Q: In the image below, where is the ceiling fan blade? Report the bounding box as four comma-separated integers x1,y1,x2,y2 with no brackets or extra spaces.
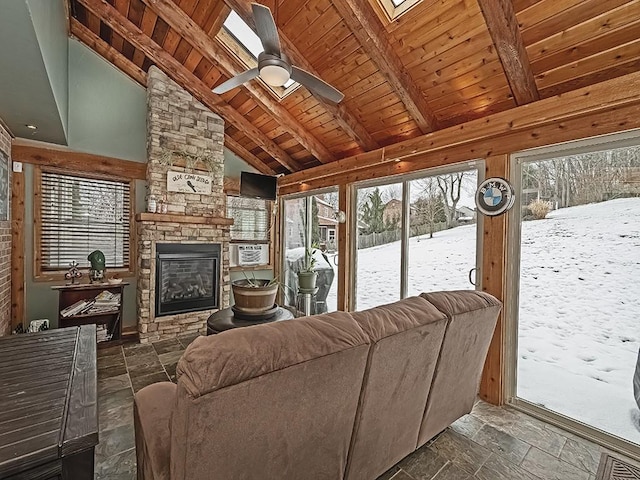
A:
212,68,260,94
252,3,281,56
291,66,344,103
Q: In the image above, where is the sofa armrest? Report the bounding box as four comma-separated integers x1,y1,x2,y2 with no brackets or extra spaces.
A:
134,382,177,480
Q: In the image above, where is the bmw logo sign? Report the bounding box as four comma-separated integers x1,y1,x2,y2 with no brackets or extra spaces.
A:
475,177,515,216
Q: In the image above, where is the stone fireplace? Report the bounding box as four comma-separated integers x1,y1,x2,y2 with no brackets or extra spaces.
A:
136,67,231,343
155,243,220,317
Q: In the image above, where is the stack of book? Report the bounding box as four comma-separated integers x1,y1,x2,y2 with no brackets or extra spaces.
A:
96,324,111,343
60,291,121,318
60,299,95,317
87,291,121,314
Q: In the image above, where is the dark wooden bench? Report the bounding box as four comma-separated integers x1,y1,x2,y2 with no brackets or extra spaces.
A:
0,325,98,480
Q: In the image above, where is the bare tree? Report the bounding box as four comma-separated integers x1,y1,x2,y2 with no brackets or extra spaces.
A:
413,178,444,238
436,173,465,228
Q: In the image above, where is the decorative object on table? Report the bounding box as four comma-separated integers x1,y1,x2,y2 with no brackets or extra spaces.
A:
231,275,279,317
297,248,318,290
64,260,82,284
167,170,212,195
475,177,515,216
87,250,106,283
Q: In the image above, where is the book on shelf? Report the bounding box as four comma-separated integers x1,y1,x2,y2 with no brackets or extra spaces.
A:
61,290,121,317
61,300,91,317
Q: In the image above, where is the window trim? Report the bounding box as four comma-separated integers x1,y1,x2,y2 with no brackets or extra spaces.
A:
33,166,136,282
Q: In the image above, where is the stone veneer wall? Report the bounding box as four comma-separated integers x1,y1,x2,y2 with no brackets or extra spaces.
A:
137,67,230,343
0,124,10,336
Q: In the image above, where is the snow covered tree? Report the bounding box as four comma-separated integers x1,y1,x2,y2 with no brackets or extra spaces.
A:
361,188,386,234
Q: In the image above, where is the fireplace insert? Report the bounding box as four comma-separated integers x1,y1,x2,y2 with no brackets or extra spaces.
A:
155,243,220,317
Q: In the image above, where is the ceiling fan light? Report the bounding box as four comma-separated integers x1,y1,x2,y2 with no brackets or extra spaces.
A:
260,65,290,87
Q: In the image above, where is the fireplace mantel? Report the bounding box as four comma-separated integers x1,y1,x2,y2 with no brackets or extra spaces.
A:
136,213,234,226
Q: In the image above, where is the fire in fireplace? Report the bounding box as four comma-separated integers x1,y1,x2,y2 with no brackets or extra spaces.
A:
155,243,220,317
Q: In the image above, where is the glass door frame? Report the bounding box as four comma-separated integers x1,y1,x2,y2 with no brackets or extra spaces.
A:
505,128,640,459
278,186,339,308
350,160,485,311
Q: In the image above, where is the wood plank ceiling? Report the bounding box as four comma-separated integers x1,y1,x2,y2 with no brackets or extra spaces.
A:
69,0,640,175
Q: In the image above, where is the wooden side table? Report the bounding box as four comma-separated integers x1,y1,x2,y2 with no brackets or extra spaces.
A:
52,283,128,344
207,306,295,335
0,325,98,479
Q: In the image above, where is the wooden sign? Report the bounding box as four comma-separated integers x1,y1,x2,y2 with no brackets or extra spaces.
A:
167,171,212,194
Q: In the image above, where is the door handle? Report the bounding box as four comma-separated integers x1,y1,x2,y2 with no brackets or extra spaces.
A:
468,268,477,286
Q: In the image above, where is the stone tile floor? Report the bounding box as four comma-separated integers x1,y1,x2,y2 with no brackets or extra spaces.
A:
95,335,640,480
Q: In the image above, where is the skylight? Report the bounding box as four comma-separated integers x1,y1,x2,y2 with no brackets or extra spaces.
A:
222,11,295,89
379,0,422,20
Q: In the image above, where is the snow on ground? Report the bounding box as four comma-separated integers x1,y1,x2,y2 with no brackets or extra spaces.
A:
345,197,640,444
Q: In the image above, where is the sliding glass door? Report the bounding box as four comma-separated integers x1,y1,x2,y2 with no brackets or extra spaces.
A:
512,133,640,447
354,164,481,311
281,190,339,314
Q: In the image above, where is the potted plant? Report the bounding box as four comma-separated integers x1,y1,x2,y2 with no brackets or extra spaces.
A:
297,248,318,290
231,273,279,314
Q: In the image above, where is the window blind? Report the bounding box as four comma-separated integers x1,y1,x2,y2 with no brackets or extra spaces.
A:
227,196,269,242
40,172,131,270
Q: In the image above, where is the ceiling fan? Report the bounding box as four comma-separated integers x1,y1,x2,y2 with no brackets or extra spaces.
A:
212,3,344,103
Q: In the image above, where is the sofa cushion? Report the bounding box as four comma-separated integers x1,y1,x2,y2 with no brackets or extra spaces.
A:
345,297,448,480
170,312,371,480
417,290,501,445
176,311,368,398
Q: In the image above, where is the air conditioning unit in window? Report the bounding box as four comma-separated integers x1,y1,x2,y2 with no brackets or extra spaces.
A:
233,244,269,266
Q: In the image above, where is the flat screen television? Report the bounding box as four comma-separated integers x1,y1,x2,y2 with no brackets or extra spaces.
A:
240,172,277,200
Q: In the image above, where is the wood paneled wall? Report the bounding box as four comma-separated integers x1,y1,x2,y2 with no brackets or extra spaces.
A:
479,154,510,404
278,71,640,406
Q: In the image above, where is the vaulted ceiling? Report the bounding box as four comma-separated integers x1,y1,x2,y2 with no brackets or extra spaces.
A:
69,0,640,175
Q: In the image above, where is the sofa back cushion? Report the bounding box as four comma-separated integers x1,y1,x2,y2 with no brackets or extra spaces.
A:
417,290,501,445
170,312,370,480
345,297,448,480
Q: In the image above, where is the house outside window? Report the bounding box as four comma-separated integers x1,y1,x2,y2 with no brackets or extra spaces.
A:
35,168,134,279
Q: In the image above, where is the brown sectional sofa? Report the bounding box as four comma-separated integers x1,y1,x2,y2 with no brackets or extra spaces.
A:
134,290,501,480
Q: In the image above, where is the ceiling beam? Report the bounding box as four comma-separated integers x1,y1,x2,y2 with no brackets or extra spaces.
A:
71,18,147,87
477,0,540,105
331,0,440,134
224,134,276,175
140,0,335,164
224,0,380,151
77,0,301,173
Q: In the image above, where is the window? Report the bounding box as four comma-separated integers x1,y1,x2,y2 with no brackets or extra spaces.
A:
35,169,133,276
217,10,299,99
227,196,270,242
227,196,272,268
